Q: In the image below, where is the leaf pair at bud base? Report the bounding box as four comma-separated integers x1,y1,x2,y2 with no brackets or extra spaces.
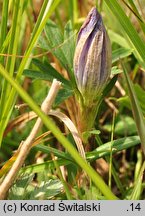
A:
73,7,112,107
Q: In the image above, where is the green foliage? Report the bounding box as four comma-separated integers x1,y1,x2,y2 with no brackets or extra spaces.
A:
103,115,137,136
23,59,74,106
24,59,71,88
134,84,145,114
122,63,145,154
87,136,140,161
19,135,141,173
38,19,76,85
9,174,63,200
104,0,145,66
112,48,133,64
0,0,61,145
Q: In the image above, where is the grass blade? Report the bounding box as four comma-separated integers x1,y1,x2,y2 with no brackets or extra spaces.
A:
122,62,145,155
87,136,140,161
0,0,9,64
129,161,145,200
0,0,61,145
104,0,145,65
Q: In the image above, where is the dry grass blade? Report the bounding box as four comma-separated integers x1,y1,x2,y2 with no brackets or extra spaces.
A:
4,108,85,158
4,111,36,136
49,110,85,159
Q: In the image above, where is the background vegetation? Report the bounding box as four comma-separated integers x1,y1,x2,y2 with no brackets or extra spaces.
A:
0,0,144,200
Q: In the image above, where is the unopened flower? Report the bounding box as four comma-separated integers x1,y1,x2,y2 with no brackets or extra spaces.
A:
73,7,112,106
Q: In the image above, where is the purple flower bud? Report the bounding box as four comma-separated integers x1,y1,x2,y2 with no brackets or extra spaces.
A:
74,7,112,106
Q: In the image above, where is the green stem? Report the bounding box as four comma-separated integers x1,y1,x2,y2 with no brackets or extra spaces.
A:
79,106,98,133
108,112,115,189
0,0,9,64
54,160,73,200
78,94,102,134
0,0,23,122
96,135,125,196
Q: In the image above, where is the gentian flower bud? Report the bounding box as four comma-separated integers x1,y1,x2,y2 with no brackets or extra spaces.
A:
74,7,112,106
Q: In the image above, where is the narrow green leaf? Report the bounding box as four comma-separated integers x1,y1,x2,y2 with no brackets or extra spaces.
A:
108,30,130,49
20,159,71,174
34,144,72,162
134,150,143,181
87,136,140,161
0,0,24,123
6,0,23,75
118,85,145,115
23,69,52,80
0,0,9,64
63,21,76,72
21,136,141,173
127,0,145,34
23,59,71,88
112,48,133,63
134,84,145,115
33,59,71,87
104,0,145,66
39,19,76,84
0,0,61,145
43,20,70,71
122,63,145,155
111,66,122,75
129,161,145,200
35,136,141,163
102,75,118,98
54,89,73,107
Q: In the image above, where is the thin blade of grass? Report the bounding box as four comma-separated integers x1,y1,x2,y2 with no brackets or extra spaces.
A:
122,62,145,155
129,161,145,200
0,0,9,64
0,0,61,146
0,0,24,118
54,159,73,200
87,136,140,161
104,0,145,66
112,48,133,64
20,159,71,174
126,0,145,34
108,112,115,189
134,150,143,181
108,30,130,49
